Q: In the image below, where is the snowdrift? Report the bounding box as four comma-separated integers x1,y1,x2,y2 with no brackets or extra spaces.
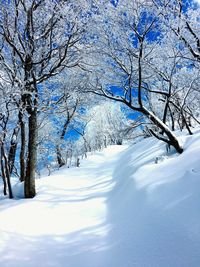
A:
0,129,200,267
108,128,200,267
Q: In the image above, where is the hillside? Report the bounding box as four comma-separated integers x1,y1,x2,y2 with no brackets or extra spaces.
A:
0,129,200,267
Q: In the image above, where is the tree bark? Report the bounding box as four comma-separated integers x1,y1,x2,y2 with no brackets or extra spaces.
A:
1,145,13,199
168,105,175,131
19,111,26,182
56,104,78,168
1,152,7,196
25,108,37,198
8,125,20,175
142,107,183,153
56,145,65,168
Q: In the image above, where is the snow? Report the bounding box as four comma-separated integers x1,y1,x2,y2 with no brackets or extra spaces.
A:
0,130,200,267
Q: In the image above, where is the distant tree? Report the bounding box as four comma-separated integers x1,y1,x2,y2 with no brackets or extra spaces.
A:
72,101,130,157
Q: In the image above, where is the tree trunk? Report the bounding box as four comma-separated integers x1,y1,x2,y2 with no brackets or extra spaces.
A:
181,111,193,135
168,105,175,131
8,125,20,175
19,111,26,182
1,145,13,199
142,107,183,154
1,152,7,196
25,109,37,198
56,145,65,168
162,98,169,125
56,109,77,168
24,52,37,198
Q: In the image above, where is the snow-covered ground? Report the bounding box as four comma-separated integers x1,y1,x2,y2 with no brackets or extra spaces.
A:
0,129,200,267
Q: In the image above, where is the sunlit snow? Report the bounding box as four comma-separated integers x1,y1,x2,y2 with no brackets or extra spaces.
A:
0,132,200,267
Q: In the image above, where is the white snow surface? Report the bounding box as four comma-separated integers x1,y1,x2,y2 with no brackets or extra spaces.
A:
0,129,200,267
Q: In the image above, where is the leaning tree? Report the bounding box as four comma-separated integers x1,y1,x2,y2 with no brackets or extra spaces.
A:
87,0,184,153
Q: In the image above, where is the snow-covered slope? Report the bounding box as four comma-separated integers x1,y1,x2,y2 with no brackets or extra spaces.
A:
0,129,200,267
